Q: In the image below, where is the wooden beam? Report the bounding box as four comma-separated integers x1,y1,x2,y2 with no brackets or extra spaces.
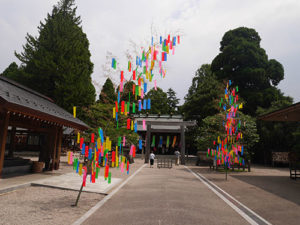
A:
149,129,181,133
4,101,88,130
0,111,10,178
9,114,56,132
144,121,196,126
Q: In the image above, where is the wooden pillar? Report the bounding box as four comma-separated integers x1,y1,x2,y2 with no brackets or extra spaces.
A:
145,122,151,163
0,111,10,178
180,125,185,165
44,129,56,171
8,127,16,158
51,128,58,170
55,127,63,170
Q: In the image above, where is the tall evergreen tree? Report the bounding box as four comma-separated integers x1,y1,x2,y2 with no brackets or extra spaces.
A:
15,0,95,112
183,64,223,123
145,88,170,114
99,78,116,104
166,88,180,114
211,27,285,115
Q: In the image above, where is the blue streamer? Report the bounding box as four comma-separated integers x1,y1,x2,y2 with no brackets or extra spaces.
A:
81,143,85,155
147,99,151,110
134,122,137,133
88,148,92,160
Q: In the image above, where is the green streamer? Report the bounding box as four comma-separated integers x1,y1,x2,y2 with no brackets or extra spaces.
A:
166,136,170,148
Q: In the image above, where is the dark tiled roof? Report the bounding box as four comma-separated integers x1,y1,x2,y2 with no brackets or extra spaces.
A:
0,76,88,129
258,102,300,122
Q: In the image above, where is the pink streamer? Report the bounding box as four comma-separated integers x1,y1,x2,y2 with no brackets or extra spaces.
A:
70,152,73,164
141,89,144,99
123,136,126,146
154,80,157,91
143,120,146,130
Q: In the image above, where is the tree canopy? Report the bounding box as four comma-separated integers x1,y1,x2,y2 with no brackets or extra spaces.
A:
183,64,223,123
197,112,259,160
166,88,180,114
99,78,116,104
211,27,285,115
145,87,170,114
14,0,95,112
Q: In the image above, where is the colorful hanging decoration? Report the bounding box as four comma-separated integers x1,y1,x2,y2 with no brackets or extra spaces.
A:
207,80,245,169
69,34,181,191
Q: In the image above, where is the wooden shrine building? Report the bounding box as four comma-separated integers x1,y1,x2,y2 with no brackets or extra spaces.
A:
133,114,196,165
0,76,88,177
259,102,300,179
259,102,300,122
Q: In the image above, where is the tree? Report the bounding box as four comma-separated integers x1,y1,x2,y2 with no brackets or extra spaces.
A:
183,64,223,123
211,27,285,115
80,102,139,145
166,88,179,114
99,78,116,104
15,0,95,112
145,88,170,114
198,112,259,161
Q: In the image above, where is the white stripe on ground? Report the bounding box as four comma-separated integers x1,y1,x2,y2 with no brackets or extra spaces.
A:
185,166,269,225
196,171,272,225
72,163,146,225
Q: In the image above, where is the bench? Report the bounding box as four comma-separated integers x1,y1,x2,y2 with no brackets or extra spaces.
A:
289,152,300,180
157,158,173,169
210,161,250,172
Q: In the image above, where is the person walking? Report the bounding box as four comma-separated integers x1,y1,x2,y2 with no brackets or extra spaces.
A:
174,149,180,166
149,151,155,168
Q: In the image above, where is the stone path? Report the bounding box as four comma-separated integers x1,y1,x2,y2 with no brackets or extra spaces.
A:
81,165,249,225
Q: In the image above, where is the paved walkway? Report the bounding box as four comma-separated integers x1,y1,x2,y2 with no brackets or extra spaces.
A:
81,165,249,225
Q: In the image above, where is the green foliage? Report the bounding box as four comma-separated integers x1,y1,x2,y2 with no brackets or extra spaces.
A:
183,64,223,123
145,87,170,114
197,112,259,160
80,102,139,145
1,62,32,87
99,78,116,104
120,81,135,103
166,88,179,114
15,0,95,112
211,27,285,116
182,64,223,153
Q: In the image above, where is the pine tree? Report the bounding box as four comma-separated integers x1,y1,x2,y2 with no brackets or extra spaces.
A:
166,88,179,114
99,78,116,104
15,0,95,112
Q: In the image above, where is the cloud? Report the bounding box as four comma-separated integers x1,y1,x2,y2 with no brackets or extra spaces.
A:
0,0,299,104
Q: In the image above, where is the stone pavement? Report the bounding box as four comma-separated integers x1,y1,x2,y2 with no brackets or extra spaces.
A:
82,165,250,225
190,166,300,225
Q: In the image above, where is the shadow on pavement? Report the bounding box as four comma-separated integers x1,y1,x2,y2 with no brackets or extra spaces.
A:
231,175,300,206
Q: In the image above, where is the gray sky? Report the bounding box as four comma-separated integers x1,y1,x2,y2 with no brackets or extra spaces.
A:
1,0,299,104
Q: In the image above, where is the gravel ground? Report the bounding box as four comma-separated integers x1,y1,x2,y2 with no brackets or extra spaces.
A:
0,186,104,225
0,158,146,225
